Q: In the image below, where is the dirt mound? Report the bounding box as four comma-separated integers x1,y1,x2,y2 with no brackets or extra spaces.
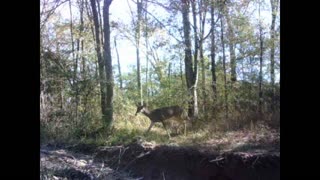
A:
94,142,280,180
40,146,135,180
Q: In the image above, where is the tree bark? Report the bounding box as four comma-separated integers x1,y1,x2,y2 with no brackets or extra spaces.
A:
90,0,108,122
136,0,143,104
182,0,198,120
258,2,264,117
145,0,149,100
210,0,217,99
96,0,104,46
220,8,228,121
114,37,123,89
270,0,279,111
224,5,236,82
69,0,79,124
103,0,114,129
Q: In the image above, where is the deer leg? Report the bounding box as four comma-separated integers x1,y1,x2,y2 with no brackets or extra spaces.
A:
145,122,155,134
162,121,171,138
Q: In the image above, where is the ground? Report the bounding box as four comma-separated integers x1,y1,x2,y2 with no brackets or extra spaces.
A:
40,129,280,180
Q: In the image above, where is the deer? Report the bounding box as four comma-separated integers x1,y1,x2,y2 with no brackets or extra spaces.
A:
135,102,189,138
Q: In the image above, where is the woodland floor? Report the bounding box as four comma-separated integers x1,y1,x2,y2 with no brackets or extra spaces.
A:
40,129,280,180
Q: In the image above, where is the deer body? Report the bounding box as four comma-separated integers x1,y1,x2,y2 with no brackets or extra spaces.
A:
135,103,189,138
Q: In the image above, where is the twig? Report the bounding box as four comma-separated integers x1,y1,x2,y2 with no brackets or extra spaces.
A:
116,147,129,170
209,157,225,162
251,156,260,168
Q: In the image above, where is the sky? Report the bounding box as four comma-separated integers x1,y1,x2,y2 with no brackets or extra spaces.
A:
55,0,279,81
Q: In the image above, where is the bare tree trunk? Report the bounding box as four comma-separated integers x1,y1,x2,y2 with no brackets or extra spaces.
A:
224,5,236,82
90,0,107,122
145,0,149,100
270,0,279,111
69,0,79,124
55,43,64,110
168,62,171,89
180,56,184,87
80,2,86,80
103,0,114,129
210,0,217,100
96,0,104,46
77,0,85,110
182,0,198,120
69,0,75,72
114,37,123,89
258,2,264,117
220,10,228,122
136,0,143,104
199,0,208,117
191,0,199,120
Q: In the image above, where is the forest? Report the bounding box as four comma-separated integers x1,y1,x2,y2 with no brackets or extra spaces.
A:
40,0,280,179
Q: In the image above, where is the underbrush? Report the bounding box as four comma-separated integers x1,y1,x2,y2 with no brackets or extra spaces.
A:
41,107,279,155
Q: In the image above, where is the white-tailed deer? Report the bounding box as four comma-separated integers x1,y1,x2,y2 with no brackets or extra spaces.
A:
135,102,189,138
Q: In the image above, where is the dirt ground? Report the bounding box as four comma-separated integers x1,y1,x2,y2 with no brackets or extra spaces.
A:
93,141,279,180
40,130,280,180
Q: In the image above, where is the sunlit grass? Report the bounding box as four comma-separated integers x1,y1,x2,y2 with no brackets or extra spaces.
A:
41,102,279,154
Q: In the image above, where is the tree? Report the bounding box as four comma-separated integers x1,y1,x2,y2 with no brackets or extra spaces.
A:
258,0,264,117
210,0,217,99
114,36,123,89
182,0,199,120
197,0,210,115
90,0,108,124
144,0,149,100
136,0,143,104
224,1,236,82
270,0,279,111
103,0,114,130
220,1,228,122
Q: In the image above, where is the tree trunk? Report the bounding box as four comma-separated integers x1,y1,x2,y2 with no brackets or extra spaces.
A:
258,0,264,118
114,37,123,89
145,0,149,100
220,9,228,122
199,0,208,117
270,0,279,111
224,5,236,82
191,0,199,119
210,0,217,100
182,0,198,120
168,62,171,89
80,1,86,80
56,43,64,110
69,0,79,124
103,0,114,129
136,0,143,104
90,0,108,124
180,56,184,87
96,0,104,46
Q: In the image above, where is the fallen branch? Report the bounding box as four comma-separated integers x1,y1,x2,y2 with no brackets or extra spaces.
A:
209,157,225,162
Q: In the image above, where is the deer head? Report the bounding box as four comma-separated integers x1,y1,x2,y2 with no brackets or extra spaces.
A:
135,101,147,116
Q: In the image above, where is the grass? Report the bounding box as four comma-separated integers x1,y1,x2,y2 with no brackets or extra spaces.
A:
41,104,280,154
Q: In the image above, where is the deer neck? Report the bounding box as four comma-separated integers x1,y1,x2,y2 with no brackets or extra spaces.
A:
142,108,152,118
